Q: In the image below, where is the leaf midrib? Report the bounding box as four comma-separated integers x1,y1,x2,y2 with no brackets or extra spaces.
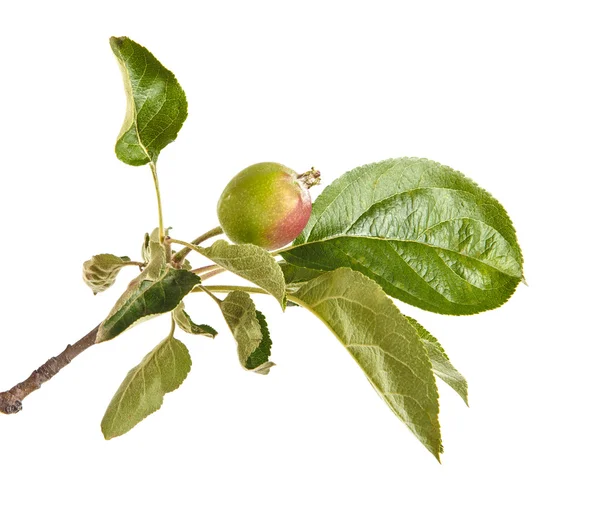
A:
305,159,403,242
107,338,178,436
104,276,164,328
287,232,521,279
118,44,152,163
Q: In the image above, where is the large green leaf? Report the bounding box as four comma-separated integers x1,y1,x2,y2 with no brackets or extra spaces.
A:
282,158,524,315
200,240,286,308
404,316,468,406
220,291,274,375
101,334,192,439
82,254,134,295
110,36,188,166
96,269,201,343
291,268,442,459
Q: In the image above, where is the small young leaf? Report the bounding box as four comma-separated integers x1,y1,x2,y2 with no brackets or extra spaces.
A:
291,268,442,459
82,254,134,294
220,291,275,375
96,269,200,343
404,316,468,406
173,302,218,338
283,158,524,315
141,232,151,263
101,334,192,439
141,228,168,280
200,240,286,308
110,36,188,166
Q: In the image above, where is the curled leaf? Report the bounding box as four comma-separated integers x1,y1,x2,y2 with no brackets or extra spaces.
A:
173,302,217,338
219,291,274,374
82,254,134,294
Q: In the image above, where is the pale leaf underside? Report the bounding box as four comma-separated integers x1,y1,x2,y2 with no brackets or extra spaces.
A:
220,291,274,374
201,240,286,308
292,268,442,459
82,254,132,294
101,335,192,439
404,316,468,405
173,302,218,338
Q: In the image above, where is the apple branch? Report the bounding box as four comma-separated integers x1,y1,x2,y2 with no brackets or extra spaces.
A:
0,325,100,414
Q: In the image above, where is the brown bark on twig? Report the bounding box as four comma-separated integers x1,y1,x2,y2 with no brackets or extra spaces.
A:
0,325,100,414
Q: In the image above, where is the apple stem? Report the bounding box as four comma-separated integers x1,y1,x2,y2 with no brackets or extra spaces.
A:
0,325,100,414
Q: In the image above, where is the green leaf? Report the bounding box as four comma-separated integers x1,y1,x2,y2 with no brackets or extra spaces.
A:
101,334,191,439
200,240,286,308
245,310,273,374
141,232,151,263
280,262,325,287
220,291,275,375
282,158,524,315
82,254,134,294
404,316,468,406
96,269,201,343
141,227,180,279
140,228,168,280
291,268,442,459
110,36,188,166
173,302,218,338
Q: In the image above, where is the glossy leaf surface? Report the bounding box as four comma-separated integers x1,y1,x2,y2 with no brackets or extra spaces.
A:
110,37,188,165
97,269,200,342
283,158,523,315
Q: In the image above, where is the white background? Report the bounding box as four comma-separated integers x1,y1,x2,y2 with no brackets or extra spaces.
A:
0,1,598,521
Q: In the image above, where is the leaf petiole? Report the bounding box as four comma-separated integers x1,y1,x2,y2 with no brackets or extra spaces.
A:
269,246,292,257
198,285,223,305
149,161,165,242
170,238,204,257
172,226,223,264
190,264,220,275
124,261,146,268
196,284,303,306
196,268,225,281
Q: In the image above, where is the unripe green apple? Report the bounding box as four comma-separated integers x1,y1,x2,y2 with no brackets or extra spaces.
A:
217,162,320,250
